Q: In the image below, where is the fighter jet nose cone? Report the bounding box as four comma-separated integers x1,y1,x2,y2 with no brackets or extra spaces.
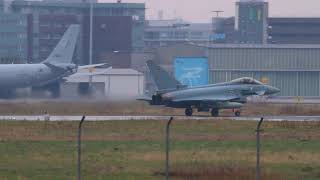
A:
268,86,280,95
263,85,280,95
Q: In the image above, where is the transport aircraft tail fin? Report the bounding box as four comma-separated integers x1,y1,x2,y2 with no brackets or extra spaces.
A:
42,24,80,64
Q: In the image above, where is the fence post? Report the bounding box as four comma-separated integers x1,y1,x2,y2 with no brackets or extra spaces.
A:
256,117,264,180
165,117,174,180
77,116,86,180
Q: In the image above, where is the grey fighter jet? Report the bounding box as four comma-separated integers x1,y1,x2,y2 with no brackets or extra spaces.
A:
0,24,104,97
140,60,280,117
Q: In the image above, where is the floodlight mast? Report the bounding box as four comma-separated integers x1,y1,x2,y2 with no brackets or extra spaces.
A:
89,0,93,65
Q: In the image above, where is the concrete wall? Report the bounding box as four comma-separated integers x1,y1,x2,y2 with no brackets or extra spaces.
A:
104,74,144,99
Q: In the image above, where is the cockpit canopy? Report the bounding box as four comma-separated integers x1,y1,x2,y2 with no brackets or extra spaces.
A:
230,77,264,85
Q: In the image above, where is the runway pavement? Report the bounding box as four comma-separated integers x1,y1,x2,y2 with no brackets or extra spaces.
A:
1,115,320,121
1,96,320,104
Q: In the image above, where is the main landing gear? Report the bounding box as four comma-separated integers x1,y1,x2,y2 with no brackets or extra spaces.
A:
184,107,241,117
185,107,193,116
185,107,219,117
234,110,241,117
211,109,219,117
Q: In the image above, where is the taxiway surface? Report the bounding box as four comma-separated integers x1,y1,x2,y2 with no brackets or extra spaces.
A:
1,115,320,121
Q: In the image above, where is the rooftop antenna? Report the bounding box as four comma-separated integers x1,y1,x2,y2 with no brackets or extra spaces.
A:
158,10,164,20
173,9,177,20
212,10,224,17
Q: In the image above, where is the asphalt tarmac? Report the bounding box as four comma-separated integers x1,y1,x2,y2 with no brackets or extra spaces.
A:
1,115,320,121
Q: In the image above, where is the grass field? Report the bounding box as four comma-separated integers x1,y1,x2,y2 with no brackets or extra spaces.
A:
1,100,320,117
0,120,320,180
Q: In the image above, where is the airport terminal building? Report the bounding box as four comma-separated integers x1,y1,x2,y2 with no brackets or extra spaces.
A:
144,19,212,48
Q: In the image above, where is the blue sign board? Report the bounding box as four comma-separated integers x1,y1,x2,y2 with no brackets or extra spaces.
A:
174,57,209,87
210,33,226,41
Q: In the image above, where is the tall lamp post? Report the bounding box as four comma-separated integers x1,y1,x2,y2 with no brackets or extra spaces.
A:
89,0,93,65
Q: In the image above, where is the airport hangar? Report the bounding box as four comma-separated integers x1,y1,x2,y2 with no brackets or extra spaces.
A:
147,43,320,97
60,67,144,99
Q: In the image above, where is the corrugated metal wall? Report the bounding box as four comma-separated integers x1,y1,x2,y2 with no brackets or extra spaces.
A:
208,48,320,70
208,46,320,96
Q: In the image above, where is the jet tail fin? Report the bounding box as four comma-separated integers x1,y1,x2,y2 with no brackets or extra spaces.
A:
146,60,184,91
42,24,80,64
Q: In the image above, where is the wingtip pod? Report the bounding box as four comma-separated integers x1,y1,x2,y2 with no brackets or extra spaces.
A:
43,24,80,64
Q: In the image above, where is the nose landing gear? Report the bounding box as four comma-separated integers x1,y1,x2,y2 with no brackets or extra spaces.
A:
211,109,219,117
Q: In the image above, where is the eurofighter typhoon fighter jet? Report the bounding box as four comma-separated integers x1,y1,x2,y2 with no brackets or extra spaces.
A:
0,24,102,97
141,60,280,117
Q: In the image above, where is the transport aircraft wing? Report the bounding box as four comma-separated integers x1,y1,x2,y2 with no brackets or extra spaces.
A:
78,63,107,70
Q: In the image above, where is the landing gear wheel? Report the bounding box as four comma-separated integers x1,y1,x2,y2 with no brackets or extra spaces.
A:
152,95,162,105
49,82,60,98
235,111,241,117
211,109,219,117
185,108,193,116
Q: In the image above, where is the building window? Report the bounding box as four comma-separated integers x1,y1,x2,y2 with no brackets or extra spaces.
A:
132,15,139,21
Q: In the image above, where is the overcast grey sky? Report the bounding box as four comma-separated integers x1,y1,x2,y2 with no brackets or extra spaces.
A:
101,0,320,22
